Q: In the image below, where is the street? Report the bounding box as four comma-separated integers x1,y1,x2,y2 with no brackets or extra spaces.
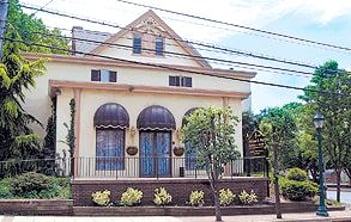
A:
327,190,351,204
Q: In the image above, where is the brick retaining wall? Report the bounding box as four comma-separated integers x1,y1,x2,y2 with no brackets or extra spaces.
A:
72,177,269,206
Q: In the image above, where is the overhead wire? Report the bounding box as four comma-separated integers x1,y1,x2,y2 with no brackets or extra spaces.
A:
2,36,346,97
114,0,351,53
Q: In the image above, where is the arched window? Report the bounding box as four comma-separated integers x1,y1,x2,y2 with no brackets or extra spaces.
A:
94,103,129,170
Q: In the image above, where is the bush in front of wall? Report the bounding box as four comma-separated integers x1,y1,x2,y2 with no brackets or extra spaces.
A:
280,178,318,201
10,172,50,198
238,190,258,205
91,189,111,206
153,187,172,206
286,167,308,181
218,188,235,206
120,187,143,206
188,190,205,206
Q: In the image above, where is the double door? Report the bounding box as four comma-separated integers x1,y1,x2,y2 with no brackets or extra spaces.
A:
140,131,171,177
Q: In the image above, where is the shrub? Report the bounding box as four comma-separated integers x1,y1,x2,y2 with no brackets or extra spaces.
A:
280,178,318,201
10,172,50,198
238,190,258,205
0,178,14,198
153,187,172,206
91,190,111,206
120,187,143,206
188,190,205,206
219,188,235,206
286,168,308,181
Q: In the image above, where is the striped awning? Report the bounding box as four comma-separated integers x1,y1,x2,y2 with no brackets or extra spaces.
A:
137,105,176,130
94,103,129,129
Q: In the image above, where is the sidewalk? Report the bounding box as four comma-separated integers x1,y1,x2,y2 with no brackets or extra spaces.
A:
1,209,350,222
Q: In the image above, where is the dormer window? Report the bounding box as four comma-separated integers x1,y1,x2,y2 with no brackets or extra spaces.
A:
155,37,164,56
133,35,142,54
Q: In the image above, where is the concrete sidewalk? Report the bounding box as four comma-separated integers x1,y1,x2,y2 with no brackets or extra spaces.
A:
1,210,351,222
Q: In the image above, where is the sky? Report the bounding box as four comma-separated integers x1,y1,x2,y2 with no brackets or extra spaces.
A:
21,0,351,113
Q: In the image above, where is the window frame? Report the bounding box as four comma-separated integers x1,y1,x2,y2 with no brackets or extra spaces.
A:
133,34,142,55
155,37,164,56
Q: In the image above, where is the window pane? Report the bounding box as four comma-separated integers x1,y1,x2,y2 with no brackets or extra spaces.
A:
109,71,117,82
183,77,192,87
100,70,110,82
91,69,100,81
133,36,142,54
155,37,163,56
96,129,125,170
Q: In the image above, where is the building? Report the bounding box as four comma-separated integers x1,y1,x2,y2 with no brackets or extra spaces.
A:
24,10,256,179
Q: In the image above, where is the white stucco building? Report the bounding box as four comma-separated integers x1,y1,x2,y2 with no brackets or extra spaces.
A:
24,10,256,178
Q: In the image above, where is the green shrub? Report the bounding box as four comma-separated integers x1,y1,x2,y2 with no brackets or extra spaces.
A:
219,188,235,206
10,172,50,198
120,188,143,206
280,178,317,201
238,190,258,205
153,187,172,206
91,190,111,206
286,168,308,181
188,190,205,206
0,178,14,198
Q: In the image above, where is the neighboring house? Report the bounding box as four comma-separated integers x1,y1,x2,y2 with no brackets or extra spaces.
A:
23,10,256,179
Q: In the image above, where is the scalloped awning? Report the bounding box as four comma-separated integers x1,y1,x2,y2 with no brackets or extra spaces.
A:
137,105,176,130
94,103,129,129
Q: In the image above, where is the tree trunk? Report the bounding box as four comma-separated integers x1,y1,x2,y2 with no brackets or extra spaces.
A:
336,169,341,202
209,174,222,222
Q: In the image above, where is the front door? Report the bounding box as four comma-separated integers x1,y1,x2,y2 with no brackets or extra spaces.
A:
140,131,171,177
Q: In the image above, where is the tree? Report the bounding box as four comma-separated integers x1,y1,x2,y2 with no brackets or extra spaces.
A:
182,106,240,222
242,111,258,175
300,61,351,202
0,25,46,170
7,0,69,54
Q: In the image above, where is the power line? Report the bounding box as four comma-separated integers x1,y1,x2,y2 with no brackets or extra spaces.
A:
19,27,315,77
18,4,318,71
29,0,55,16
114,0,351,53
3,36,346,97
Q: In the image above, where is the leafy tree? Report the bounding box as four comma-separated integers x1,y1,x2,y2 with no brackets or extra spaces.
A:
182,106,240,222
7,0,69,54
0,25,46,170
300,61,351,202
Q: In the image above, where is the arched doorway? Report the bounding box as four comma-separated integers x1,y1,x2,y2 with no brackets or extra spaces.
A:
94,103,129,170
137,105,176,177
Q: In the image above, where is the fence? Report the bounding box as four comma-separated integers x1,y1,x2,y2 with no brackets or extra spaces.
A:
75,156,268,179
0,158,71,178
0,156,268,179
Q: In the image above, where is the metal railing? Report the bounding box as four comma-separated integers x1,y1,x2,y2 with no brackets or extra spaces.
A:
0,158,71,178
74,156,268,179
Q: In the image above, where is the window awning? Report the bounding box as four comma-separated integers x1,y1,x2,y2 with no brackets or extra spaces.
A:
137,105,176,130
94,103,129,129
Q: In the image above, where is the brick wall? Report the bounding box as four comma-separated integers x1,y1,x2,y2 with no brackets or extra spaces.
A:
72,177,269,206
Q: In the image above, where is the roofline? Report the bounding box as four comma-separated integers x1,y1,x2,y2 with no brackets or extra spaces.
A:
49,79,251,100
89,10,212,69
23,53,257,79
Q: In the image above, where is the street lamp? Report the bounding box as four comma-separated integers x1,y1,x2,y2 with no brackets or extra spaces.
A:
313,113,328,217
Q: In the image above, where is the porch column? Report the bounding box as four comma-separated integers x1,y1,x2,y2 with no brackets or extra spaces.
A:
222,97,232,177
73,88,81,177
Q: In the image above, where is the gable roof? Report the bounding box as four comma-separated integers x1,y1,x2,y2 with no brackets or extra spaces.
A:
90,10,211,69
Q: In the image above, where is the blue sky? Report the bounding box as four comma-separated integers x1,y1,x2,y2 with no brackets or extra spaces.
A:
23,0,351,113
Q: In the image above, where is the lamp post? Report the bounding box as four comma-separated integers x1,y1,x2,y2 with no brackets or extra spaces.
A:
314,113,328,217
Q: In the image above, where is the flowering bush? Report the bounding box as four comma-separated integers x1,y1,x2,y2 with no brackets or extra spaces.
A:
219,188,235,206
120,187,143,206
91,189,111,206
153,187,172,206
188,190,205,206
238,190,258,205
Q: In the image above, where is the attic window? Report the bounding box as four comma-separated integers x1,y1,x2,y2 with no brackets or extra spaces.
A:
169,75,192,87
133,35,142,54
155,37,164,56
91,69,117,83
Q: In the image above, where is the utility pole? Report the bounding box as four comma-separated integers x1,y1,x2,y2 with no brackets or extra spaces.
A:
272,127,282,219
0,0,8,59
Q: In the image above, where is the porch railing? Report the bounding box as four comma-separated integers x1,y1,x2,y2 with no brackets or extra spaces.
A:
74,156,268,179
